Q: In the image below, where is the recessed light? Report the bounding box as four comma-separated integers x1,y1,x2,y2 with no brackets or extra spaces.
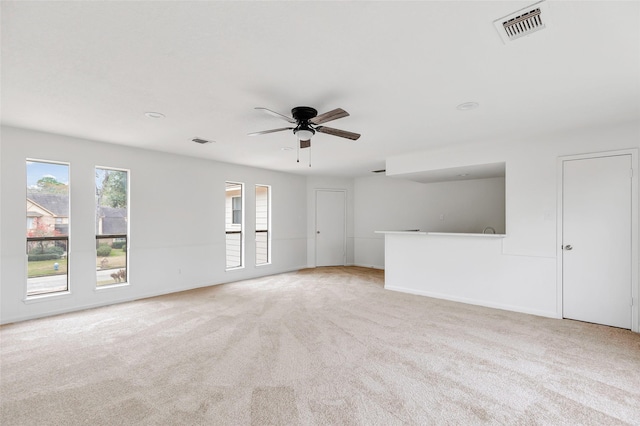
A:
144,112,165,119
281,147,294,151
457,173,469,177
456,102,479,111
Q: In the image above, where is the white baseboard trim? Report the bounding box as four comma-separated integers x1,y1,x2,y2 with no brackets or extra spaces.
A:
385,285,559,319
353,263,385,270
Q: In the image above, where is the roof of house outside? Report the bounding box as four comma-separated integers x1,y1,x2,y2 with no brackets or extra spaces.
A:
27,192,69,217
98,206,128,235
98,206,127,218
100,218,127,235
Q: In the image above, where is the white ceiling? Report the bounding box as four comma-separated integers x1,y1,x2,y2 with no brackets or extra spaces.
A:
2,1,639,178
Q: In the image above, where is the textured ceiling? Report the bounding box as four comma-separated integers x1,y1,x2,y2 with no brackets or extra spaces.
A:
2,1,639,177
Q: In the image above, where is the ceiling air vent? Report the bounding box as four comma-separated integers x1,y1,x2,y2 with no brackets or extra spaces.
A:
192,137,213,144
494,0,548,43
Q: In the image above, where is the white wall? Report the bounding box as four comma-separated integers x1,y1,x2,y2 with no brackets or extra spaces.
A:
354,175,505,269
0,126,308,324
4,120,639,329
383,120,640,330
384,233,557,317
306,176,355,267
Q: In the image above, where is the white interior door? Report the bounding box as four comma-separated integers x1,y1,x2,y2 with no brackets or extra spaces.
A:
562,154,632,329
316,190,346,267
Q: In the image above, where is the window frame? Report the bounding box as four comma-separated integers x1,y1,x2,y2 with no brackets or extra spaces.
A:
232,196,242,225
255,184,271,266
25,159,71,299
225,181,244,270
95,166,130,288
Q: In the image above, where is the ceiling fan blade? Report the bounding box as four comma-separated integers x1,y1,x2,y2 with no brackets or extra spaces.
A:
255,107,296,124
310,108,349,125
315,126,361,140
300,140,311,149
248,127,294,136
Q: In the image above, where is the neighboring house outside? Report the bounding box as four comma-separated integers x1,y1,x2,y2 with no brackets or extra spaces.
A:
95,206,128,281
96,206,128,253
26,192,69,236
225,185,242,268
96,206,127,236
224,184,269,267
26,193,127,240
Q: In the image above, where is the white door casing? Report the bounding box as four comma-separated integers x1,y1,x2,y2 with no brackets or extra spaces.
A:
559,151,638,330
315,189,346,267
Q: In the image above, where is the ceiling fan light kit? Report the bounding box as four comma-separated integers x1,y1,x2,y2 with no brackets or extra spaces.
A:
249,105,361,167
294,129,314,140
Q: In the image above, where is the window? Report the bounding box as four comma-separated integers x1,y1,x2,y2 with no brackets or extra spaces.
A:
95,167,129,286
26,160,69,296
226,182,243,269
232,196,242,224
255,185,271,265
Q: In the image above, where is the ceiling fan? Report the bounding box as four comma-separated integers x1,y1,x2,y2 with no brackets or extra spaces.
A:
248,106,360,165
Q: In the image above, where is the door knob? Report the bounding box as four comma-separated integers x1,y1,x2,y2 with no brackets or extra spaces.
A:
563,244,573,250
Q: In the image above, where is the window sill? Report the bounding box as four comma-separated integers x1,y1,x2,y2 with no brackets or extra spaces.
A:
225,266,245,272
255,262,272,267
95,282,130,291
23,291,71,304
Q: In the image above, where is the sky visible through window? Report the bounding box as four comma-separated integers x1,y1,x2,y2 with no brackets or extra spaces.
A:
27,161,68,187
95,168,106,191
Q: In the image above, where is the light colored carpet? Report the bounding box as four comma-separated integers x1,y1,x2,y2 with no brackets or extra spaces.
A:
1,266,639,425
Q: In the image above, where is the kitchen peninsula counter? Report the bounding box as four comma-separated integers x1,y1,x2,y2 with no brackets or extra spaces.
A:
375,230,506,237
376,230,556,318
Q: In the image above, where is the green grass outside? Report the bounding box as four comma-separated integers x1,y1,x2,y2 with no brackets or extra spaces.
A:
27,258,68,278
28,248,127,278
97,248,127,286
96,248,127,269
97,277,124,286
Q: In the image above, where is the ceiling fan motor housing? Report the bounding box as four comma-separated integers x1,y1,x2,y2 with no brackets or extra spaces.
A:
291,106,318,122
292,106,317,139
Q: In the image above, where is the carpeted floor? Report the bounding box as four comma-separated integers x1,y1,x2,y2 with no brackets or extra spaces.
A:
1,266,639,425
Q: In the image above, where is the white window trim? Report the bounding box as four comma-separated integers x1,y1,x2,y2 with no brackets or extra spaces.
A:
95,166,131,287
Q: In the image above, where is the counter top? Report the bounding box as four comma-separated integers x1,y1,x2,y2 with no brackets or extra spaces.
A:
375,230,506,238
426,232,506,238
374,230,427,235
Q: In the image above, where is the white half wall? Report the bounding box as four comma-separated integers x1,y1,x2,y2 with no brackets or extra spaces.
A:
354,174,505,269
1,126,308,324
384,233,557,318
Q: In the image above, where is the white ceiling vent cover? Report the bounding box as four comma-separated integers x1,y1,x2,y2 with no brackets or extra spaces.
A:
494,0,549,43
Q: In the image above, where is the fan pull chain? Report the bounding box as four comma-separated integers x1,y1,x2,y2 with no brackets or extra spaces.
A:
297,142,300,163
309,145,311,167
